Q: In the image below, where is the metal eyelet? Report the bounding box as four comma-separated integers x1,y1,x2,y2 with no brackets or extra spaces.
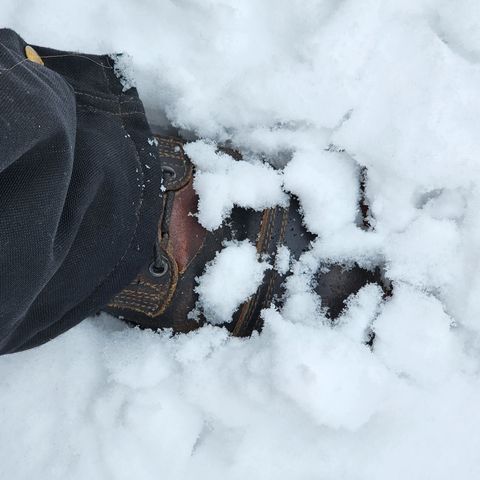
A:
149,257,169,277
162,165,177,181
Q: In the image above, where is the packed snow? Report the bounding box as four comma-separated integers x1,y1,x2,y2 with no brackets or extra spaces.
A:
2,0,480,479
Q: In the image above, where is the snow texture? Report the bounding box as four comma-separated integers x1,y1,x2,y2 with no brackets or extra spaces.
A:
195,240,270,324
185,140,287,230
2,1,480,479
109,53,136,92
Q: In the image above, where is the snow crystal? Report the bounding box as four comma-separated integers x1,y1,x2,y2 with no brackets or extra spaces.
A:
275,244,291,275
147,137,159,147
110,53,136,92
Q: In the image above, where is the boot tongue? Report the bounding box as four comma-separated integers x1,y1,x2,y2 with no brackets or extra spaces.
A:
169,180,206,274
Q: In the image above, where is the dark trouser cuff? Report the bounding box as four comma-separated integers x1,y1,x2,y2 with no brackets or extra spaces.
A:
0,29,164,353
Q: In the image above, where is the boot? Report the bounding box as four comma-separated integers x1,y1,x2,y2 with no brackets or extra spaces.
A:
104,135,385,336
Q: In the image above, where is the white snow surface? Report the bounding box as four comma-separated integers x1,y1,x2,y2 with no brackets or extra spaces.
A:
195,241,270,324
2,1,480,479
184,140,287,230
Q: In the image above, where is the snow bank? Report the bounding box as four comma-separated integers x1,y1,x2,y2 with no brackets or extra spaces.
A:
2,316,480,480
2,0,480,479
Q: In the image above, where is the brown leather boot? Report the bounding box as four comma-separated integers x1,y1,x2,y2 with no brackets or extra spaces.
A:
104,135,385,336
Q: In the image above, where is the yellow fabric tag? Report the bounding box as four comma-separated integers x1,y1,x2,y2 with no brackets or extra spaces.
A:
25,45,44,65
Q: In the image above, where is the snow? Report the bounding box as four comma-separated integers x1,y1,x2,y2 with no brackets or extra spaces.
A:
184,140,287,230
283,146,360,236
275,244,291,275
109,53,136,92
2,0,480,478
195,240,270,324
374,283,463,385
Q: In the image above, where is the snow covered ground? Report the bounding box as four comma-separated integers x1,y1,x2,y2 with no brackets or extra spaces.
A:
2,1,480,478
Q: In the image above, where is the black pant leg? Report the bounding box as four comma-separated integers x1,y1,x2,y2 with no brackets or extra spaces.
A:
0,29,163,353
